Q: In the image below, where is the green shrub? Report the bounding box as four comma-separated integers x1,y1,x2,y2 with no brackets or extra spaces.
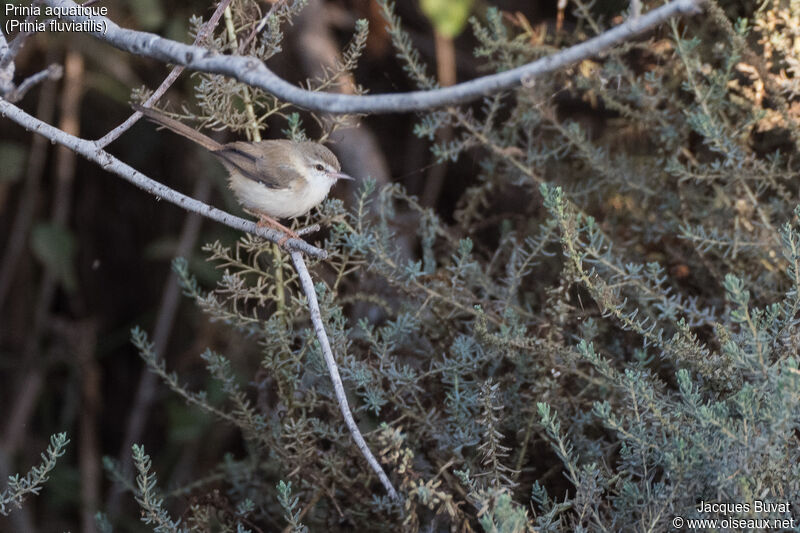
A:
123,0,800,530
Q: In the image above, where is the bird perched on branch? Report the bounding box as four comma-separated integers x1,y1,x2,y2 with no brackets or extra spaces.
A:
134,104,352,243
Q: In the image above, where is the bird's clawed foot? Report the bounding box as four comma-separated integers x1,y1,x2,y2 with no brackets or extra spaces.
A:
256,216,301,248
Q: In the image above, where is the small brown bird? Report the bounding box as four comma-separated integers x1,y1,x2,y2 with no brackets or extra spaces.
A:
134,104,352,241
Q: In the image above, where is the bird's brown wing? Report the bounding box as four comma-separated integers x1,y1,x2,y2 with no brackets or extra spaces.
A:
213,140,301,190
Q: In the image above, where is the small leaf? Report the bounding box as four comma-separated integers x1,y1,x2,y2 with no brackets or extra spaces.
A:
31,222,78,292
420,0,475,38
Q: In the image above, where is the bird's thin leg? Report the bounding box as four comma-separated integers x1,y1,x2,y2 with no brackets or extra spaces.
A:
255,214,301,246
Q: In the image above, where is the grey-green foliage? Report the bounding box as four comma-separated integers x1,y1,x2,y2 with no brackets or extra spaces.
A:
276,480,307,533
0,433,69,516
124,0,800,530
133,444,188,533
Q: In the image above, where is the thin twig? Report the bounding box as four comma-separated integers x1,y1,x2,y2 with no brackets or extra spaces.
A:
5,63,63,102
0,97,326,259
237,0,285,54
51,51,83,223
296,223,320,236
289,251,398,500
630,0,642,18
94,0,234,148
44,0,704,114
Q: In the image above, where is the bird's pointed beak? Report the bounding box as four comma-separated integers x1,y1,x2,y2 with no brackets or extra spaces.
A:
332,172,355,181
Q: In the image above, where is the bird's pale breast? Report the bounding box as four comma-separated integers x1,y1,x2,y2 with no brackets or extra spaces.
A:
228,171,334,219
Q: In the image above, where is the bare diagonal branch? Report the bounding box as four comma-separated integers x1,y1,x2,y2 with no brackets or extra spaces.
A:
44,0,704,114
290,251,398,500
0,97,326,259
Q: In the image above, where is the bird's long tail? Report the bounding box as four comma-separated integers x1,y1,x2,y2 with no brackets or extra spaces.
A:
132,104,222,152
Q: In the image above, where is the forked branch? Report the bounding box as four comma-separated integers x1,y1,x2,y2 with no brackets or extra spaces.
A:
0,98,325,258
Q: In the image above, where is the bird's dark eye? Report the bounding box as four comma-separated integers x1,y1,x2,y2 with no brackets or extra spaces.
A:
315,164,325,172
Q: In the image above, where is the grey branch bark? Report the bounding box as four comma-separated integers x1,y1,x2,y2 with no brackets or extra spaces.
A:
290,251,398,500
0,97,326,259
5,64,63,102
45,0,704,114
